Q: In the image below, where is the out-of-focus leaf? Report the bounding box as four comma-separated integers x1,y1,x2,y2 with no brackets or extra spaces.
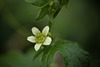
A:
41,40,89,67
0,49,41,67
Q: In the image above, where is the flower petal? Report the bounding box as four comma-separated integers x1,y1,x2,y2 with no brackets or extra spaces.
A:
27,36,36,43
42,26,49,36
43,37,52,45
32,27,41,36
34,43,42,51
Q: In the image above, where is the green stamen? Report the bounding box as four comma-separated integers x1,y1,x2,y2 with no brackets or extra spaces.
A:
35,33,46,43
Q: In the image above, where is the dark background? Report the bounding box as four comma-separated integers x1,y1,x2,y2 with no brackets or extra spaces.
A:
0,0,100,67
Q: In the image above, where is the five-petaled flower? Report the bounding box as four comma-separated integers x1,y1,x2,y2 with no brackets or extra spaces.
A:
27,26,52,51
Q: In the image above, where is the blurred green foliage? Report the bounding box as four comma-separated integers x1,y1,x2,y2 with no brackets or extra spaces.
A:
0,48,41,67
0,0,100,67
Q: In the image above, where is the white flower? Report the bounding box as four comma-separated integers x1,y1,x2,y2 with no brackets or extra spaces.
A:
27,26,52,51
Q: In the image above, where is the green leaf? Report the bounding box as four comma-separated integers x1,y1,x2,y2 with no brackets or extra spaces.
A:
25,0,49,7
35,7,48,21
41,46,52,62
48,3,62,23
48,6,61,21
33,49,43,61
58,0,69,7
25,0,69,21
52,6,61,18
41,40,89,67
64,0,69,8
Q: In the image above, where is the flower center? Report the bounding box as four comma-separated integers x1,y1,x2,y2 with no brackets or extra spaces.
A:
35,33,46,43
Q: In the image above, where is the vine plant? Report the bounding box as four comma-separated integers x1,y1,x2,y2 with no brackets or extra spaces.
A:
25,0,89,67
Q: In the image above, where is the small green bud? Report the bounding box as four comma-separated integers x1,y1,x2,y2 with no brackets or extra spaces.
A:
49,1,55,7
